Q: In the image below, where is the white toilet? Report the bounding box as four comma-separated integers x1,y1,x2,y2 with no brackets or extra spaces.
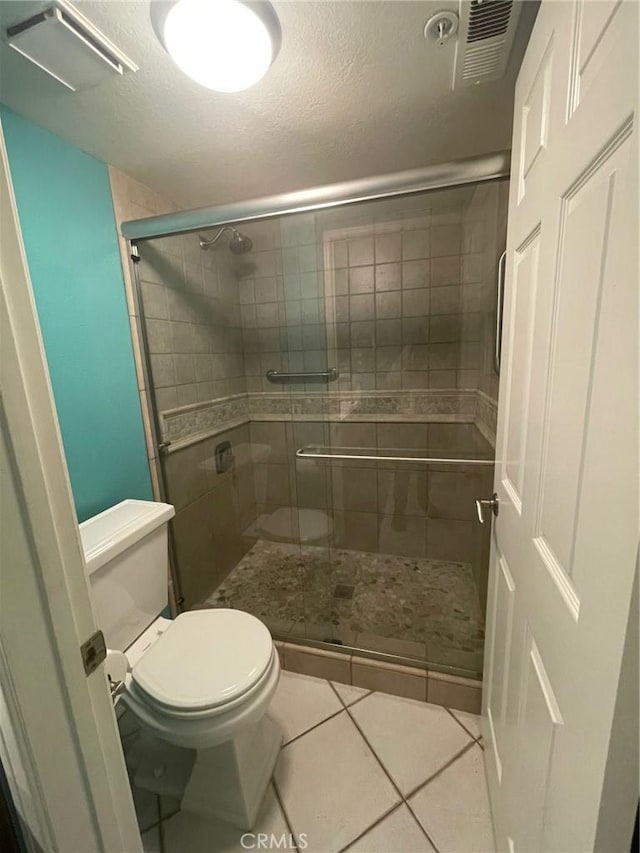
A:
80,499,283,829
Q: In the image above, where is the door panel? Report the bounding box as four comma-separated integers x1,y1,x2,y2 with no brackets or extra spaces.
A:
485,548,515,784
483,1,638,851
501,232,539,512
515,635,563,853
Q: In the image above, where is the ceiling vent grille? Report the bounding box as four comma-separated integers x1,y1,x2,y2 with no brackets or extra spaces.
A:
453,0,522,88
5,0,137,92
468,0,513,42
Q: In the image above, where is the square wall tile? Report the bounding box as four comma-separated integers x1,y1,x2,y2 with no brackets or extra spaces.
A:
375,232,402,263
376,346,402,372
431,224,461,257
375,262,402,292
402,318,429,344
332,510,378,551
331,467,378,512
402,260,430,289
351,321,375,347
402,289,429,318
430,285,460,315
349,237,375,267
377,469,428,517
350,294,375,322
431,256,461,287
376,319,402,345
402,229,430,261
378,515,426,558
376,291,402,319
430,315,461,343
349,266,374,294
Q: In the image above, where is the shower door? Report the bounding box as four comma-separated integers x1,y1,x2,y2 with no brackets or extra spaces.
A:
135,179,508,680
272,187,506,676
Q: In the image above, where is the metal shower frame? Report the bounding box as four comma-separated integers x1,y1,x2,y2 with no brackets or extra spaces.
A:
122,150,510,242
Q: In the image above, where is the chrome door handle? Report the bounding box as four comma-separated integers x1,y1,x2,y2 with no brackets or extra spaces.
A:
476,493,499,524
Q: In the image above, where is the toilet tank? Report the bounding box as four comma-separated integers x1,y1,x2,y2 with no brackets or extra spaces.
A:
80,500,175,652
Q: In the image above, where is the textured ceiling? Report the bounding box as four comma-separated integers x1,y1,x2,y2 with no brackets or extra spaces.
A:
0,1,535,209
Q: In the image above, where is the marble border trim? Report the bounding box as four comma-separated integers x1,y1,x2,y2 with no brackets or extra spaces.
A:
251,390,478,420
475,390,498,448
161,393,250,445
160,389,484,450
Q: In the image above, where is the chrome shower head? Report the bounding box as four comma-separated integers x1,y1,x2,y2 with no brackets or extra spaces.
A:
228,229,253,255
199,226,253,254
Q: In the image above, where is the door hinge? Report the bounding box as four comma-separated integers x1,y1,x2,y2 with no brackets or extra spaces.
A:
81,629,107,676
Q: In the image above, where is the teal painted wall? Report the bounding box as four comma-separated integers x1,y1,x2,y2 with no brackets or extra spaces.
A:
1,107,152,521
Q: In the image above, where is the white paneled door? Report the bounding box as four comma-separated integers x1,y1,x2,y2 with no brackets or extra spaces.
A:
483,1,638,851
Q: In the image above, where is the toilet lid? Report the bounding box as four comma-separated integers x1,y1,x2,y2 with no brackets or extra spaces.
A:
131,609,273,712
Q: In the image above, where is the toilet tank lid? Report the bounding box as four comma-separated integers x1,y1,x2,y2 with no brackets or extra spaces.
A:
80,500,175,576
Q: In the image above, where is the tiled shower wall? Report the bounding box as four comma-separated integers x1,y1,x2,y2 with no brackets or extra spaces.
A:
236,183,506,398
238,215,326,393
137,235,245,411
163,423,256,606
324,210,481,392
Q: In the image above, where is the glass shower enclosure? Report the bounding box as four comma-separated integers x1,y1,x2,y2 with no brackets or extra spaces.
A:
129,159,508,680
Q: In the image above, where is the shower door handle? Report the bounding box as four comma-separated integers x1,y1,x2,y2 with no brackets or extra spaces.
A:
475,493,499,524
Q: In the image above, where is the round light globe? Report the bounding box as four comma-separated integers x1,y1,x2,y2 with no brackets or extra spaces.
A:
159,0,280,93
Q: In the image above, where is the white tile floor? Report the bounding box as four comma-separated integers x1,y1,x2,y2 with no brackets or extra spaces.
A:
140,671,495,853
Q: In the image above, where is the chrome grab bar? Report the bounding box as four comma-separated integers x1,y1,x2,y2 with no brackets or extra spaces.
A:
296,447,494,466
266,368,339,384
494,250,507,375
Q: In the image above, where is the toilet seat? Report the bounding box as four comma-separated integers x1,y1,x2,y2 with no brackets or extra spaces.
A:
131,609,273,714
121,641,281,750
126,648,276,720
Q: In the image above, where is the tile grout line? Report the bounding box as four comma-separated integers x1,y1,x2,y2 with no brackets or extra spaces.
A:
271,779,300,853
280,706,347,749
328,680,373,710
404,739,478,802
335,800,407,853
444,705,483,743
342,701,440,853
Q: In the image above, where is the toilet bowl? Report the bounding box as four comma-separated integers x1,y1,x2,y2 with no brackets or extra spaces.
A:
80,500,283,830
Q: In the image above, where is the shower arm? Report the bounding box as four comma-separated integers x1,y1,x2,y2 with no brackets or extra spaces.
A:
199,225,237,249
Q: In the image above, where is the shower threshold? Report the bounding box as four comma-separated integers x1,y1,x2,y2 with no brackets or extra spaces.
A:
200,539,484,679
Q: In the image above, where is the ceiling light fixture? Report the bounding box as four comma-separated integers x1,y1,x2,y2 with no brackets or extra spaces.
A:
151,0,281,93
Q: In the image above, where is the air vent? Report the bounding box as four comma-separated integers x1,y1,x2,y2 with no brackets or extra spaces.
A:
453,0,522,88
467,0,513,42
5,0,137,92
